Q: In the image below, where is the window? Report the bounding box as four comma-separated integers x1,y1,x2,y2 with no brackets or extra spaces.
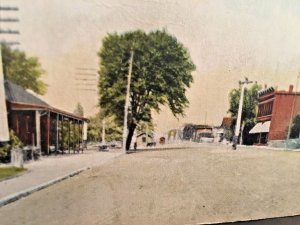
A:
258,101,273,117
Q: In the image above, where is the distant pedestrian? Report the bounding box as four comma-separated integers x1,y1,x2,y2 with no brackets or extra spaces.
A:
134,142,137,150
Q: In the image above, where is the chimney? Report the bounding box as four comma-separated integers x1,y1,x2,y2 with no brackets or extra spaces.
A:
289,85,294,93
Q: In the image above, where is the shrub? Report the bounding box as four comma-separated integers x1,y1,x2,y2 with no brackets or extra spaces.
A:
0,130,22,162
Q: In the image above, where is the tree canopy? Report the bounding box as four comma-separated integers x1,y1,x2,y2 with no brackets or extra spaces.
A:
98,30,195,149
228,83,262,144
1,44,47,95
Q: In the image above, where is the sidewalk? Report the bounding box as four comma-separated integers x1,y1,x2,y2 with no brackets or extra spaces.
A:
0,148,122,200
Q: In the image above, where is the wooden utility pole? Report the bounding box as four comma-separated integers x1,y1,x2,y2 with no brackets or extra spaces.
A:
102,118,105,144
0,5,19,143
122,49,134,153
232,77,253,150
0,5,20,46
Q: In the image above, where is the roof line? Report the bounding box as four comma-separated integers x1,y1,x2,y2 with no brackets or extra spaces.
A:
8,101,88,121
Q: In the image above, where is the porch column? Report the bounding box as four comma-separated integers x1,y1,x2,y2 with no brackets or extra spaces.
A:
68,118,71,153
47,111,50,155
73,119,76,153
78,120,80,148
35,110,41,149
61,115,64,154
83,121,87,142
56,114,59,152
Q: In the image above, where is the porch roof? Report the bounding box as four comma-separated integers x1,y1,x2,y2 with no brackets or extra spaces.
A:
5,80,49,107
5,80,88,121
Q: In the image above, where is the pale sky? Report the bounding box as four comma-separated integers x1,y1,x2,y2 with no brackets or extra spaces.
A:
1,0,300,133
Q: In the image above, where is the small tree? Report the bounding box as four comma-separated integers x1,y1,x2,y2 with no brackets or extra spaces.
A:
87,112,122,142
1,44,47,95
290,113,300,139
228,83,262,144
98,30,195,150
87,114,101,142
0,130,22,163
74,102,84,117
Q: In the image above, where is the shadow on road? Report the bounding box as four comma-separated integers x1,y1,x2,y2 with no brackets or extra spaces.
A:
204,215,300,225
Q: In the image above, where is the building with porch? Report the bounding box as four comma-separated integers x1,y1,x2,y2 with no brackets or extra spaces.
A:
4,80,88,155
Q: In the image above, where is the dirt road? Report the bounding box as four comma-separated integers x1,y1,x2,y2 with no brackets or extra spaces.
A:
1,145,300,225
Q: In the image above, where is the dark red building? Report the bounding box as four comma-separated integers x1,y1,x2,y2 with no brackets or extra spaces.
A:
5,80,88,155
250,85,300,145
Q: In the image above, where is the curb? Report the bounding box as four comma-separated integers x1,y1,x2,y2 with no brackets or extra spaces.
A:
237,144,300,152
0,167,89,208
127,146,200,153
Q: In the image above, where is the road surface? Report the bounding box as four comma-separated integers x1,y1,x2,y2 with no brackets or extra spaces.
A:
1,144,300,225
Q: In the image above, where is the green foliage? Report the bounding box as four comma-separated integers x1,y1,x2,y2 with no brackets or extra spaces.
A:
136,121,155,135
87,114,101,142
290,113,300,139
58,121,82,150
228,83,261,124
87,112,122,142
223,128,233,141
0,144,10,158
0,130,23,161
1,44,47,95
98,30,195,148
74,102,84,117
228,83,262,144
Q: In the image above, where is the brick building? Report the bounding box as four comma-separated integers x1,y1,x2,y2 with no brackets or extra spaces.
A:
250,85,300,146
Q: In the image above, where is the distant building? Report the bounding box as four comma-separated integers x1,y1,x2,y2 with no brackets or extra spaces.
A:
194,125,214,142
135,132,155,148
182,124,214,142
221,117,234,129
218,117,234,142
250,85,300,147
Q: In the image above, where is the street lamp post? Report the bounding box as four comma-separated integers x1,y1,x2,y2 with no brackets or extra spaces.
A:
232,77,253,150
102,118,105,144
122,49,134,153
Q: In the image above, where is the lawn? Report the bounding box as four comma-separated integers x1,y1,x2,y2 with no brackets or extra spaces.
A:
0,167,26,181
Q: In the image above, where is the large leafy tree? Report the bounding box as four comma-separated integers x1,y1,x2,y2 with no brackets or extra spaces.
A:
228,83,262,145
98,30,195,150
1,44,47,95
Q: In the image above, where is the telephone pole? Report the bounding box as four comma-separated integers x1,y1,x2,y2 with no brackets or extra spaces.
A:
232,77,253,150
0,5,20,46
122,49,134,153
287,70,300,141
0,4,19,143
102,119,106,144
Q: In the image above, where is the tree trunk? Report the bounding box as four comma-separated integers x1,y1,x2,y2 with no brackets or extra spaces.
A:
126,123,136,150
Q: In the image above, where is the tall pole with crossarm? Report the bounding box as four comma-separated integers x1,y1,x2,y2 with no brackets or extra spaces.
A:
232,77,253,150
122,49,134,153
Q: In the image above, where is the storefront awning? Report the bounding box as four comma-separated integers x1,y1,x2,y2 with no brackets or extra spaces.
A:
249,121,271,134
